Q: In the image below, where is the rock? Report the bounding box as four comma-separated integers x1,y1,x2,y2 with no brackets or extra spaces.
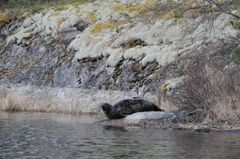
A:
74,20,89,32
193,125,210,133
53,60,79,87
161,77,184,95
99,111,181,129
124,111,175,124
183,10,201,19
4,0,236,68
0,0,239,99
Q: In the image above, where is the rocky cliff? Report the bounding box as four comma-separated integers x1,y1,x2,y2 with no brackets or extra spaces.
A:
1,0,240,126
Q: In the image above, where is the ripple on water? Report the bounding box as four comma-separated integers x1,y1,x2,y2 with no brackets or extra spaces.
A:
0,112,240,159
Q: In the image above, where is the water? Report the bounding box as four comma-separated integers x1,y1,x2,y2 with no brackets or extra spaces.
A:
0,113,240,159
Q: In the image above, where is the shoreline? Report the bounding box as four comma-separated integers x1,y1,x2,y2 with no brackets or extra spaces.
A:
0,84,239,132
1,110,239,133
0,84,158,114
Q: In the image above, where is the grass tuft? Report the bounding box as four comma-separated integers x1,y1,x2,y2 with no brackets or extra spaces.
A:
0,12,11,28
91,22,116,33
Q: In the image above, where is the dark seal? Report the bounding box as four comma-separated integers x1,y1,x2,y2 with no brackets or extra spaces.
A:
101,99,164,119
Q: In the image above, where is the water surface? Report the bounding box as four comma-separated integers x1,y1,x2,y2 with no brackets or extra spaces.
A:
0,112,239,159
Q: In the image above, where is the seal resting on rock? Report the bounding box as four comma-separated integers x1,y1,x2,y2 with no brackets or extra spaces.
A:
101,99,164,119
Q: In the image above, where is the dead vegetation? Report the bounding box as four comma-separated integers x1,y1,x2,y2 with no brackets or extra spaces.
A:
170,55,240,126
120,38,147,49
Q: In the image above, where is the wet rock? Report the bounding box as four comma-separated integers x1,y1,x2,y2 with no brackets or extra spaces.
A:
124,112,175,124
100,111,180,129
193,125,210,133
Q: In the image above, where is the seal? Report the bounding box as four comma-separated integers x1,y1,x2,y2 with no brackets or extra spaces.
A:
101,99,164,119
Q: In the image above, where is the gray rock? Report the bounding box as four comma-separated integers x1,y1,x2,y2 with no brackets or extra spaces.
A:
124,111,175,124
54,60,79,87
193,125,210,133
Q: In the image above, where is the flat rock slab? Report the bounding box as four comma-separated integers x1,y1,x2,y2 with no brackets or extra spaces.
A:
100,111,179,128
124,112,175,124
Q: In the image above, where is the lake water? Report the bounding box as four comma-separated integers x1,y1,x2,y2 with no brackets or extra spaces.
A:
0,112,239,159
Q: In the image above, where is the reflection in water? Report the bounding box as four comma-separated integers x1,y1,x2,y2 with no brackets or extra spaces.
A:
0,112,239,159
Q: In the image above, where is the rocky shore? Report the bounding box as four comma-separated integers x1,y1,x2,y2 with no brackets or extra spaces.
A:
1,0,240,130
1,84,239,131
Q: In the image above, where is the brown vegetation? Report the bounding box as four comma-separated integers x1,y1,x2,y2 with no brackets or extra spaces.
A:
171,55,240,126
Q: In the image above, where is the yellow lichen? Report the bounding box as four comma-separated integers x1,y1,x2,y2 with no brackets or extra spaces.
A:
48,11,61,18
185,0,201,7
115,4,128,13
162,10,176,20
115,1,157,17
56,4,74,10
0,12,11,27
116,3,145,15
144,0,157,7
56,18,66,26
128,4,144,15
87,12,97,22
91,22,116,33
176,18,184,25
160,83,169,93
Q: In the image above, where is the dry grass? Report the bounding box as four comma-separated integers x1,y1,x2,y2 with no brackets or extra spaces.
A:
0,11,11,28
91,22,116,33
0,94,30,112
0,0,95,29
0,93,92,114
170,59,240,125
0,86,154,115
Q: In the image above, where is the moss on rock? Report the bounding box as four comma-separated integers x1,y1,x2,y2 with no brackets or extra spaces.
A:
0,12,11,28
91,22,116,33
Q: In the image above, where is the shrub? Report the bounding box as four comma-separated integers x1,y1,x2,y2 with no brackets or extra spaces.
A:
232,20,240,30
220,45,234,55
219,45,240,64
232,47,240,64
171,57,240,125
172,68,215,123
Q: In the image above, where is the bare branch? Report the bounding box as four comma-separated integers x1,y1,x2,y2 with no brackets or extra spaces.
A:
205,0,240,19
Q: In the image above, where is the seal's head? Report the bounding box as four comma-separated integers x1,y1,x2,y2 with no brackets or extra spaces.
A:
101,103,111,113
101,103,112,118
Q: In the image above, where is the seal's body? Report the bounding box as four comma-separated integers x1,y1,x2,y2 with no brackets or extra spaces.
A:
101,99,163,119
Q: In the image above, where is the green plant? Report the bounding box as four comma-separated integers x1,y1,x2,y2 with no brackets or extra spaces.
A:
232,20,240,30
220,46,234,55
237,32,240,39
0,0,93,14
232,48,240,64
219,45,240,64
